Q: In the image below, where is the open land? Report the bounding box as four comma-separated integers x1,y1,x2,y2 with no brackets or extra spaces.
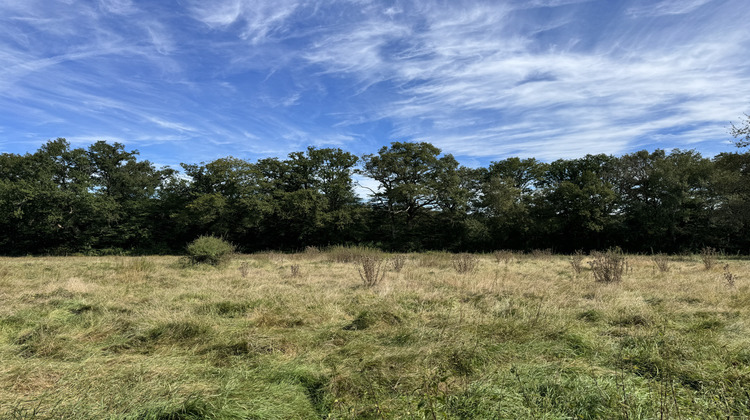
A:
0,250,749,419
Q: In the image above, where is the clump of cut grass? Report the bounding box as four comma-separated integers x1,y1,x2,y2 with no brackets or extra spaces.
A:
452,253,478,274
493,250,514,264
357,255,386,287
700,246,718,270
392,254,406,272
652,253,670,273
185,235,235,266
570,250,585,275
588,248,626,283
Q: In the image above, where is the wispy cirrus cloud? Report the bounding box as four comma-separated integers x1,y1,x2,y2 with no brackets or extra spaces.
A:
1,0,749,169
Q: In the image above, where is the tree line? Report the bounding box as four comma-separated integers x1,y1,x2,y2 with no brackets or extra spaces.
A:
1,138,749,255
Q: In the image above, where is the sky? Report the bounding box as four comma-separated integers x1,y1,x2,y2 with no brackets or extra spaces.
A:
1,0,749,171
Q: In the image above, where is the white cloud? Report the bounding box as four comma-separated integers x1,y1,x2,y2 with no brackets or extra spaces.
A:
626,0,714,17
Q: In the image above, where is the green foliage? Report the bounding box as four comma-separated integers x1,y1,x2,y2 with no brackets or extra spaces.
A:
1,139,750,255
185,236,235,266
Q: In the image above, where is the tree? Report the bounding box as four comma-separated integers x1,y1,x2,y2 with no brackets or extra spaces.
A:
730,113,750,148
538,154,619,251
614,149,714,252
358,142,457,249
86,141,174,251
478,157,546,250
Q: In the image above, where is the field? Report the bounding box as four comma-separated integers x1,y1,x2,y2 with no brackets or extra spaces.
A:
1,250,749,419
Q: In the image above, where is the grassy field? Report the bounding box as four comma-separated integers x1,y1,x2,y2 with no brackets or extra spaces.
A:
0,249,749,419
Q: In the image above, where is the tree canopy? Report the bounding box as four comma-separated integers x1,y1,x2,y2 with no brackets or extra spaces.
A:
1,138,749,255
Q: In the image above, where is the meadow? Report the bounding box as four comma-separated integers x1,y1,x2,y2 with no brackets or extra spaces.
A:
0,249,748,419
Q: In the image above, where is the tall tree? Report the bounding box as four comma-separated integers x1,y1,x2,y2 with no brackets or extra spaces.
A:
359,142,457,249
538,154,619,251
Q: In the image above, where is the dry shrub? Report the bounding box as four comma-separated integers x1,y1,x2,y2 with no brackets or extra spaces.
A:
700,247,717,270
588,249,626,283
357,256,386,288
493,250,514,264
392,254,406,272
652,253,670,273
723,264,736,288
531,248,553,260
304,246,321,257
238,262,250,278
452,253,478,274
290,264,301,278
570,250,585,275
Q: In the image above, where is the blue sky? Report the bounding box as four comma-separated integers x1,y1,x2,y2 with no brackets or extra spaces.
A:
1,0,749,171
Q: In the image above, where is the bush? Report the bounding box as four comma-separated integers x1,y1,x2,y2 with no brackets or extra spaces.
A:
588,248,626,283
452,253,478,274
186,236,235,266
357,255,386,288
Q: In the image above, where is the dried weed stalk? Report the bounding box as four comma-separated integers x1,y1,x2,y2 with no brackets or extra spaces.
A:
570,250,585,275
588,249,626,283
652,253,670,273
452,253,478,274
357,256,386,287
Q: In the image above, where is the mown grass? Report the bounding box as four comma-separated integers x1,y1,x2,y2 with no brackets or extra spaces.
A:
0,252,748,419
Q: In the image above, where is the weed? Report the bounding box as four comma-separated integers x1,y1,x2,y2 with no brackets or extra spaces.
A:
238,262,250,278
588,248,626,283
723,264,736,288
357,255,386,287
452,253,478,274
392,254,406,272
652,253,670,273
290,264,301,277
570,250,585,274
700,246,718,270
531,248,553,260
493,250,514,264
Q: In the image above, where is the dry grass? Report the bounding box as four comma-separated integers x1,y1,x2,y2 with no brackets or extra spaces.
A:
0,252,748,418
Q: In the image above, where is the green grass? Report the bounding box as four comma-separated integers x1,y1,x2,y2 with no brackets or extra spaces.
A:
0,253,749,419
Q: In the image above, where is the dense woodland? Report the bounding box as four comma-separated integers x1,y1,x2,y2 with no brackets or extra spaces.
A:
1,137,749,255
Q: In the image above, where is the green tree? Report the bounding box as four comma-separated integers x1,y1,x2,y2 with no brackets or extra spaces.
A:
478,157,546,249
86,141,174,251
358,142,458,249
614,149,714,252
538,154,619,251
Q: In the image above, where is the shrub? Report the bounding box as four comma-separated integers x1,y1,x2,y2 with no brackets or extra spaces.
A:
493,250,514,264
392,254,406,272
238,262,250,277
357,255,386,288
290,264,301,277
700,247,717,270
652,253,670,273
570,250,585,274
723,264,736,288
452,253,478,274
588,248,626,283
186,236,235,266
531,248,553,260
